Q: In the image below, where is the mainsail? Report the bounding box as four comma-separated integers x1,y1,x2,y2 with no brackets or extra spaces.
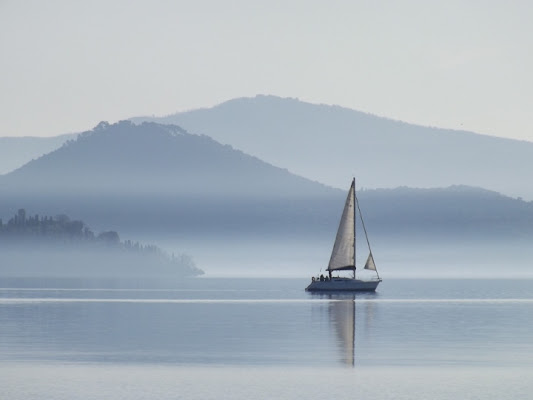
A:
327,180,355,271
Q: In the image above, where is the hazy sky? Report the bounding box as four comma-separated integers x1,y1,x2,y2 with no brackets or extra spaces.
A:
1,0,532,141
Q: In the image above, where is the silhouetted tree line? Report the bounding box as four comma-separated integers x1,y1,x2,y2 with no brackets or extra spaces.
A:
0,209,197,268
0,208,123,243
0,209,92,239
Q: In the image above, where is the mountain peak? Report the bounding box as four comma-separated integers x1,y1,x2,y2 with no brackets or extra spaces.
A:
130,95,533,200
1,120,335,198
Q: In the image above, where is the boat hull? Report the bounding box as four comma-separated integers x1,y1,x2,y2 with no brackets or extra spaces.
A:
305,277,381,292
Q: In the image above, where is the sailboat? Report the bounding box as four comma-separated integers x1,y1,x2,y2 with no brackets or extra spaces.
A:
306,178,382,292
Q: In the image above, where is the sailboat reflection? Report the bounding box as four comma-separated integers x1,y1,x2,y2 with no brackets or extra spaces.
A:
328,296,356,366
312,293,377,366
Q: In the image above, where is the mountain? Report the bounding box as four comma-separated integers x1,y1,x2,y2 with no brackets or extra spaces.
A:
0,121,341,237
2,120,533,242
2,120,332,197
359,185,533,239
0,133,75,174
131,95,533,200
2,120,533,276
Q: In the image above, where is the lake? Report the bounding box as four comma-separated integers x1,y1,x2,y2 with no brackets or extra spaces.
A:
1,277,532,399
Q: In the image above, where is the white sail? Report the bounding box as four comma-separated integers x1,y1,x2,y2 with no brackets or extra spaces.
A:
364,253,377,271
305,178,382,292
328,180,355,271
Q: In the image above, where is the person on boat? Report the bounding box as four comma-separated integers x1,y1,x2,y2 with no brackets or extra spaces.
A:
328,270,332,280
320,274,324,281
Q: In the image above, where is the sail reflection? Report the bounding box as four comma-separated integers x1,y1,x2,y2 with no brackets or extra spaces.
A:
310,292,377,366
328,297,355,366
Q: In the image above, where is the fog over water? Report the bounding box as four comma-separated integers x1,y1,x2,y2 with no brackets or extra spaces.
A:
150,232,533,279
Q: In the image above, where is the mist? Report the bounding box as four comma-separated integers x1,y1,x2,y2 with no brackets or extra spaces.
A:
147,232,533,280
1,120,532,282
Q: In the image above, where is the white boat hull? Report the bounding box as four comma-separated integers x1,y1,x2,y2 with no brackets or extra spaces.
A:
305,277,381,292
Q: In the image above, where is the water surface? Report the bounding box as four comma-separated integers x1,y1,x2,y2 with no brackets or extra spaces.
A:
1,277,532,399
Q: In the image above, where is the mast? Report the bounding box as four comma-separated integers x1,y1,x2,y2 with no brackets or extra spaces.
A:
353,178,356,279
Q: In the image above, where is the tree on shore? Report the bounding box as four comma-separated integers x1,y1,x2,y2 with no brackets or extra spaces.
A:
0,208,203,276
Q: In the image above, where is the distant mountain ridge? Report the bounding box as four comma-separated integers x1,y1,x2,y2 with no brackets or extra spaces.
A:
1,119,532,245
131,95,533,200
4,95,531,200
2,120,334,197
358,184,533,239
2,115,532,277
0,121,341,237
0,133,75,174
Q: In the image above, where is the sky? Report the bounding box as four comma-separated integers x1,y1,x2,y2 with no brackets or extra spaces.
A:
1,0,532,141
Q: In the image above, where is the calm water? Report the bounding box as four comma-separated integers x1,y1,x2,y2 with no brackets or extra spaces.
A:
1,277,533,399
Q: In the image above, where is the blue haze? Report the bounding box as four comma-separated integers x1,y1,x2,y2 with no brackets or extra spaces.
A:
1,121,533,279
